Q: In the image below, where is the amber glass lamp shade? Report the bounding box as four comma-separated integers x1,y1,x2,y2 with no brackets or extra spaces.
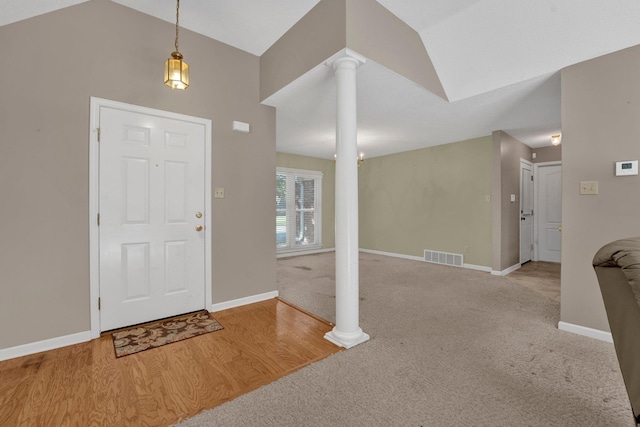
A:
164,51,189,90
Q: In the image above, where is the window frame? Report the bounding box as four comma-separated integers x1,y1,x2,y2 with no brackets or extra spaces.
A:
276,167,323,254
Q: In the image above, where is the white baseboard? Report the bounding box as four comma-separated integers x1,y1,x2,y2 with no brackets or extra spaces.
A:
492,263,521,276
0,291,280,362
209,290,279,313
558,321,613,343
0,330,92,362
360,248,492,273
463,263,492,273
359,248,424,262
277,248,335,258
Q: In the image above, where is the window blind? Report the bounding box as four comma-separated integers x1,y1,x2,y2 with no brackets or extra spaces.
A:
276,168,322,252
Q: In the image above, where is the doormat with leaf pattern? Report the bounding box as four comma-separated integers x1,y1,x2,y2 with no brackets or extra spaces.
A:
112,310,224,358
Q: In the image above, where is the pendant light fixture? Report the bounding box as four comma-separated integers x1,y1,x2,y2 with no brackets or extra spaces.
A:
164,0,189,90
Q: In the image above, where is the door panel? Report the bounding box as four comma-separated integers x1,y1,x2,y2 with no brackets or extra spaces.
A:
520,162,534,263
122,243,150,300
123,157,150,223
165,241,188,294
545,228,562,251
537,165,562,263
99,106,206,331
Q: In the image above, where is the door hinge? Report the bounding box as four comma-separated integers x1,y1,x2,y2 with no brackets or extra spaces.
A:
97,213,100,226
97,127,101,142
98,297,101,310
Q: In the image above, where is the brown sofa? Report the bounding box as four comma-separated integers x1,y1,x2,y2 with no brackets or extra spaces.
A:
593,237,640,425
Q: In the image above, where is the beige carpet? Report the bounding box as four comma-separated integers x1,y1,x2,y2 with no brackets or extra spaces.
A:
177,252,633,426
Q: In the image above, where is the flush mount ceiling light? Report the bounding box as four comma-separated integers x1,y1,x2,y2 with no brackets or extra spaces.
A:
551,134,562,146
164,0,189,90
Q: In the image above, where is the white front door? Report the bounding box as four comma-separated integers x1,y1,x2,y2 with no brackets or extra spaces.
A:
537,164,562,263
98,106,206,331
520,161,534,263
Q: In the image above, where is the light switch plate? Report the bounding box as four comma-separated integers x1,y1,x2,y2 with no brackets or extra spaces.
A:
580,181,598,195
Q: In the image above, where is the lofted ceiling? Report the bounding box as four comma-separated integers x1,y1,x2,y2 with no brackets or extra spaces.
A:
5,0,640,157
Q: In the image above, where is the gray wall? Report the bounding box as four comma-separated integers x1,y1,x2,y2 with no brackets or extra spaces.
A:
492,131,532,271
359,137,493,267
0,0,276,349
561,43,640,332
260,0,446,104
260,0,346,102
345,0,446,100
276,153,336,249
533,146,562,163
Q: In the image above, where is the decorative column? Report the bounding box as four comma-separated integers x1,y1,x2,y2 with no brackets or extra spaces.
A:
324,50,370,349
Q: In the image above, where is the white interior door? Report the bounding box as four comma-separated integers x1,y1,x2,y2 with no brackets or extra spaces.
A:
98,106,206,331
537,164,562,263
520,161,534,263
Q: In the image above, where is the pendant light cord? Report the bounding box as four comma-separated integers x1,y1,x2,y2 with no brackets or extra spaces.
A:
175,0,180,52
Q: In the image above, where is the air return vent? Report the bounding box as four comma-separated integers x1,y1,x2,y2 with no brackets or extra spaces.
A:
424,250,463,268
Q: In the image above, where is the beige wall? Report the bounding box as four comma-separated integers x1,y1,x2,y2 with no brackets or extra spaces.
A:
345,0,446,100
260,0,346,102
533,146,562,163
492,131,532,271
276,153,336,249
0,0,276,349
561,44,640,332
359,137,493,267
261,0,446,104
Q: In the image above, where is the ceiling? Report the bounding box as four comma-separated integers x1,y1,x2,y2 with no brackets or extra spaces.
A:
5,0,640,157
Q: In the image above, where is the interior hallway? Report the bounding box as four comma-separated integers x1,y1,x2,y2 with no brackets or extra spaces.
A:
506,261,561,302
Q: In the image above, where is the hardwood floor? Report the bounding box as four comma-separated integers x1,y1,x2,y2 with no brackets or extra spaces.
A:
0,298,341,426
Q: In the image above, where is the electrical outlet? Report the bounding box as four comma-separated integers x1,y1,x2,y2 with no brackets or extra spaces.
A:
214,187,225,198
579,181,598,195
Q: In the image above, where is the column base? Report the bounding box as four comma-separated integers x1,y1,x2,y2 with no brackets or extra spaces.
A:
324,327,370,349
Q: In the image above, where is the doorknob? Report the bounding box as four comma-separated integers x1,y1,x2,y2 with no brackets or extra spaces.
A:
558,226,562,232
195,211,203,218
195,225,203,232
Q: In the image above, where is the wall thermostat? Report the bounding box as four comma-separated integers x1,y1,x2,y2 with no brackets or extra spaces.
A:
615,160,638,176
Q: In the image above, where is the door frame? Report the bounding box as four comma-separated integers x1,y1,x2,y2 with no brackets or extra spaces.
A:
519,158,534,264
88,97,212,338
533,160,562,262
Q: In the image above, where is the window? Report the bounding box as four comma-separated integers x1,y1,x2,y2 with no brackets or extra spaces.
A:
276,168,322,252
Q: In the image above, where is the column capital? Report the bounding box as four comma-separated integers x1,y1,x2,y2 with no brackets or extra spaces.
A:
326,48,367,71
